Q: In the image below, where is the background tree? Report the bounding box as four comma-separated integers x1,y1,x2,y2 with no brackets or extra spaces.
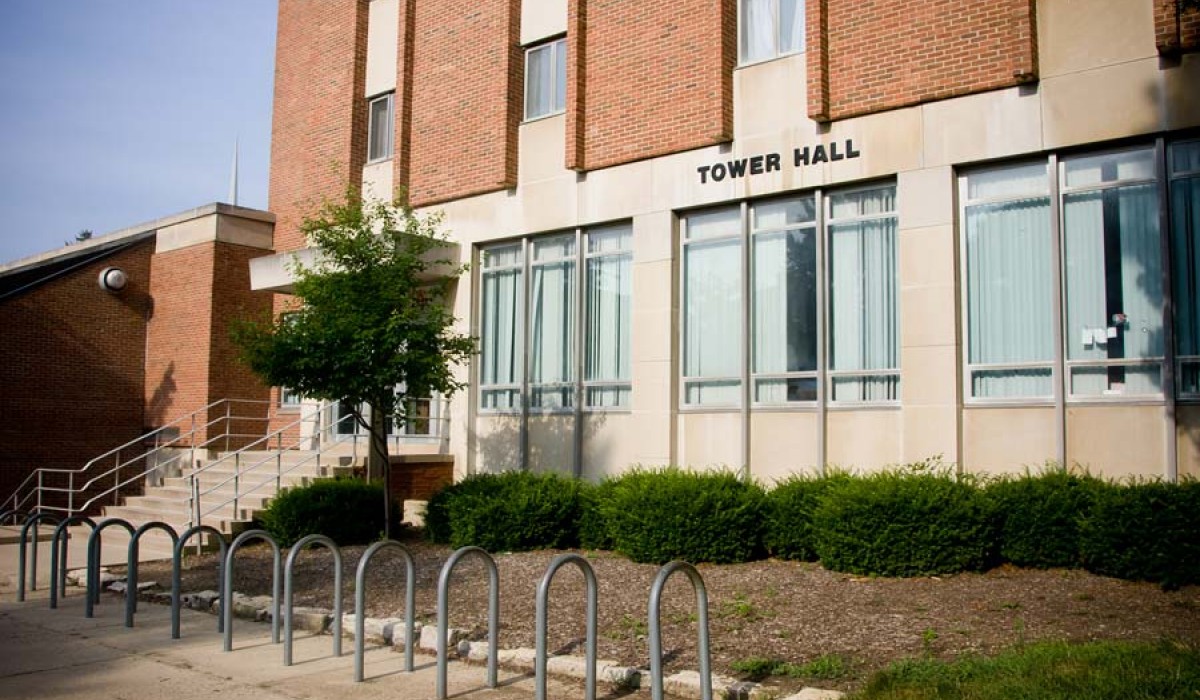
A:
233,191,475,536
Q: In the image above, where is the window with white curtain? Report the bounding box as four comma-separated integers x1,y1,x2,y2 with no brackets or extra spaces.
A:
739,0,805,64
960,143,1189,403
962,162,1055,399
683,208,743,406
681,183,898,408
752,196,818,402
480,243,524,410
367,92,394,162
478,223,633,412
827,185,900,402
586,225,633,407
1171,140,1200,397
524,37,566,120
1062,147,1163,397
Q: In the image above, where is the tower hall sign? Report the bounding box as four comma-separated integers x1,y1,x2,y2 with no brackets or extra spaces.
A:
696,139,861,184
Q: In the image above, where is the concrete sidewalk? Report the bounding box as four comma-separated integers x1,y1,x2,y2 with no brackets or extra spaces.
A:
0,584,593,700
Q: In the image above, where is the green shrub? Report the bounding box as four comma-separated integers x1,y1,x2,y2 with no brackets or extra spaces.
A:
258,477,393,547
425,471,585,552
1079,478,1200,587
578,479,616,551
764,471,852,561
601,467,767,564
987,468,1106,569
812,468,995,577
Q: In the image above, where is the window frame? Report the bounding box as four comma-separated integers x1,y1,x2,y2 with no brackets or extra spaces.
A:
366,91,395,163
737,0,806,66
1170,139,1200,399
523,37,567,122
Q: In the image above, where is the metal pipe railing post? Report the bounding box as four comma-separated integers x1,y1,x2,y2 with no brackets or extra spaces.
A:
535,554,598,700
67,472,74,516
648,561,713,700
283,534,343,666
353,540,416,682
275,432,282,495
112,453,120,507
436,546,499,700
224,401,232,453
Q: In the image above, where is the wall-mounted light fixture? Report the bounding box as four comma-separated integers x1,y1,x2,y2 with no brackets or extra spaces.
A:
98,266,128,292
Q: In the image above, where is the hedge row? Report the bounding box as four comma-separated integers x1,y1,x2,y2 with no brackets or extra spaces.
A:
424,466,1199,585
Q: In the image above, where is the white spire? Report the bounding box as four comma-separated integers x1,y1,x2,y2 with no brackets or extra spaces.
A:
228,136,240,206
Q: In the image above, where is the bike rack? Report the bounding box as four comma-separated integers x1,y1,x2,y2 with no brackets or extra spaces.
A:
50,515,96,609
86,518,136,618
222,529,281,651
435,546,499,700
535,553,598,700
648,561,713,700
18,512,61,601
283,534,343,666
125,522,179,627
353,539,416,682
172,525,228,639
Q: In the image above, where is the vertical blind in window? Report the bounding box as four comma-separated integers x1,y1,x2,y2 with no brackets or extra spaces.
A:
827,186,899,402
480,244,523,409
586,225,633,408
530,235,576,408
740,0,805,64
1172,141,1200,395
525,38,566,120
963,162,1055,398
683,209,744,406
367,93,394,162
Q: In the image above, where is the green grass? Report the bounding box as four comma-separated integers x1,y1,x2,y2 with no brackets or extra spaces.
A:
852,640,1200,700
730,654,851,682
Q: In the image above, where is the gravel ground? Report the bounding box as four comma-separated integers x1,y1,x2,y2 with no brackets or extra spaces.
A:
130,531,1200,694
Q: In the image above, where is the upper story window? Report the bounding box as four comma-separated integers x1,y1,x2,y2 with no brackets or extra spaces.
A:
739,0,804,65
367,92,394,162
525,37,566,120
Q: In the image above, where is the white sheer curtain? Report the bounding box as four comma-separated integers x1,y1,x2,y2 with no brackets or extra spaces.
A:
965,196,1054,397
753,227,817,402
740,0,774,63
530,236,576,408
684,209,742,405
480,245,523,409
586,226,632,408
779,0,804,54
525,43,553,118
828,187,898,402
1171,142,1200,393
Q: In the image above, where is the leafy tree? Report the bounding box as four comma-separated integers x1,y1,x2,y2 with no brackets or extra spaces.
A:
233,190,475,536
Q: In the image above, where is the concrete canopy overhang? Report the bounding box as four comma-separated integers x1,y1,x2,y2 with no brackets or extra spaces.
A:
249,240,463,293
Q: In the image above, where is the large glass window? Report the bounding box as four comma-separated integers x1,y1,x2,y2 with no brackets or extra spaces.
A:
524,38,567,120
1172,140,1200,396
683,208,743,406
585,225,633,407
480,244,523,410
479,224,632,412
962,162,1055,398
827,186,900,402
739,0,804,64
367,92,394,162
681,184,898,408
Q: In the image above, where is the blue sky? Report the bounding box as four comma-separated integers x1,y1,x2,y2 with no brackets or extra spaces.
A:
0,1,278,264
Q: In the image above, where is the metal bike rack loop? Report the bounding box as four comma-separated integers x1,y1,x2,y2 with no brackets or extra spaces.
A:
125,522,179,627
86,518,135,618
436,546,499,700
648,561,713,700
222,529,282,651
535,553,598,700
172,525,228,639
18,512,61,601
283,534,343,666
354,539,416,682
50,516,96,609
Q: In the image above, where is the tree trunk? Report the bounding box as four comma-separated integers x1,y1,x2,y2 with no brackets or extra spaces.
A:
367,406,392,539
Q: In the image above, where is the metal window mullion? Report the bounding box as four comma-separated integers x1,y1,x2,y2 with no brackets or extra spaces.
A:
1158,138,1178,482
520,238,531,470
740,202,752,480
574,227,585,478
816,189,828,473
1050,153,1067,467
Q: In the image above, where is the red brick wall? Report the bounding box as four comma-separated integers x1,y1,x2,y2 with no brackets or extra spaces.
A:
808,0,1038,122
269,0,370,254
388,458,453,501
1155,0,1200,55
566,0,736,172
407,0,521,207
0,241,154,511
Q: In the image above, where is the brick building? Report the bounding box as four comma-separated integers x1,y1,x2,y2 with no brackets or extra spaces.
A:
0,205,276,510
254,0,1200,482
